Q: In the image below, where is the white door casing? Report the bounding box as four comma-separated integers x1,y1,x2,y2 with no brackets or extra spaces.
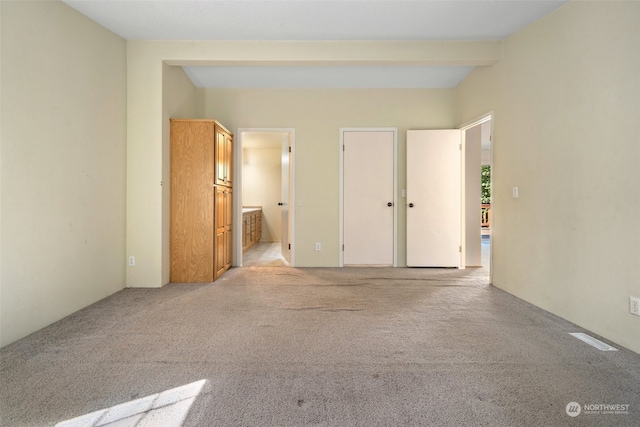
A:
406,130,461,267
459,112,493,281
342,130,396,266
281,133,291,263
236,128,295,267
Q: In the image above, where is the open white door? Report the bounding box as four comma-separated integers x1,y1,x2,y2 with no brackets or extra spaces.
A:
343,131,395,266
280,134,291,263
463,124,482,267
407,130,461,267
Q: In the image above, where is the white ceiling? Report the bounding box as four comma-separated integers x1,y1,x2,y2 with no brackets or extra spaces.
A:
63,1,568,41
63,0,569,88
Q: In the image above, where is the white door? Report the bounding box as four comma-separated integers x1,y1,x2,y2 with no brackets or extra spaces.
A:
343,131,394,265
407,130,461,267
281,134,291,263
464,125,482,267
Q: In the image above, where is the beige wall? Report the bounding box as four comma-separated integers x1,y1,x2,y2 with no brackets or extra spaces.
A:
160,65,199,285
243,146,283,242
200,88,456,266
0,1,127,346
456,1,640,353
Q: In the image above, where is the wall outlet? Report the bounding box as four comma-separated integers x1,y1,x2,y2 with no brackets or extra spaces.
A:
630,296,640,316
315,243,321,251
128,256,136,266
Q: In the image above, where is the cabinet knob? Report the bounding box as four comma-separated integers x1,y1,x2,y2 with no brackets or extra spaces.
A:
387,202,393,207
408,203,414,208
278,202,283,206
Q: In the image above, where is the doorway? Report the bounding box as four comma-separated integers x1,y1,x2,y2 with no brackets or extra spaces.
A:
236,129,295,267
460,114,493,280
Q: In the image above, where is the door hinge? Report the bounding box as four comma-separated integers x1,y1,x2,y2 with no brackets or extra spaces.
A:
459,144,462,150
343,145,345,151
459,246,462,253
342,244,345,251
288,243,291,250
289,146,292,153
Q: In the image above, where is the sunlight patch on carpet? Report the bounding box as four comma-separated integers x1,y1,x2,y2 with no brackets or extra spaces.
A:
55,379,206,427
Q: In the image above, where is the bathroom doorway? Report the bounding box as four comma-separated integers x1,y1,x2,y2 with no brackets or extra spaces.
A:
237,129,295,267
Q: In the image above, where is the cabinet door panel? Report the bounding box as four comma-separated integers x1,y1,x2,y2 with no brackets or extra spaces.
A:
225,189,233,269
215,187,225,231
214,186,225,277
215,128,227,186
226,135,233,186
215,231,226,278
225,189,233,230
215,126,233,186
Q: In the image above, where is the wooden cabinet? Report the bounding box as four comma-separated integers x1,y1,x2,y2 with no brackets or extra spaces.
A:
170,119,233,283
242,207,262,253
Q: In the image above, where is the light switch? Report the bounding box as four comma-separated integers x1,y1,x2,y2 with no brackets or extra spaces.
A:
512,187,519,198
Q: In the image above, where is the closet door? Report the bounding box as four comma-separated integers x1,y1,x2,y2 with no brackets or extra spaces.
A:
343,131,395,266
406,130,461,267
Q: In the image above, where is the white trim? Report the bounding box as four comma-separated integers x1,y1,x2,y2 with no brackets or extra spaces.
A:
235,128,296,267
488,116,494,284
460,130,467,269
459,112,493,283
459,111,493,131
339,127,398,267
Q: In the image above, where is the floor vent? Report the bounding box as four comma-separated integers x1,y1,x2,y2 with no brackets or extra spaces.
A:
570,333,618,351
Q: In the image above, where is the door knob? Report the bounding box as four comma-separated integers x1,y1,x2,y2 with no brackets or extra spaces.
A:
387,202,393,207
408,203,414,208
278,202,283,206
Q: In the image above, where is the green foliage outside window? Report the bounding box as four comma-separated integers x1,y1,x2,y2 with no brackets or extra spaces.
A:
481,165,491,204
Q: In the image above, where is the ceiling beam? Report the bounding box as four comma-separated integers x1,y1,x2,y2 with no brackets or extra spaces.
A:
136,40,502,67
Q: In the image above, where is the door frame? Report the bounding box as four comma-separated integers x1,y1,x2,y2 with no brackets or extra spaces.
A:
235,128,296,267
339,127,398,267
459,112,493,283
